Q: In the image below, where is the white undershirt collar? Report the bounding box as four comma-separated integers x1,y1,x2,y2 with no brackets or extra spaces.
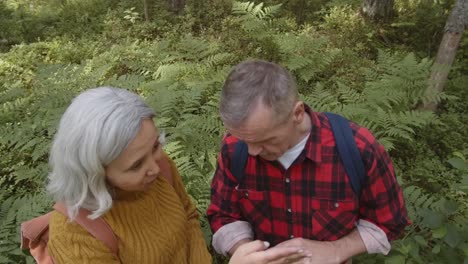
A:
277,133,310,169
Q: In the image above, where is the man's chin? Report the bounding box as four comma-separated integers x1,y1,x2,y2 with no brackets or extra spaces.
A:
260,154,279,161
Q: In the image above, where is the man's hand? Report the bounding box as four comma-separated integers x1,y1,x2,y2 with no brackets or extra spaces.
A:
275,230,366,264
228,238,252,256
229,240,310,264
275,238,341,264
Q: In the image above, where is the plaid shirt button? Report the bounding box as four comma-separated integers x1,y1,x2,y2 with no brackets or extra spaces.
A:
287,208,292,213
290,235,294,239
334,202,339,208
285,178,290,183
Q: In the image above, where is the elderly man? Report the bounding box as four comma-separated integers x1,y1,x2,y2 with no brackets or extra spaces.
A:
207,60,409,263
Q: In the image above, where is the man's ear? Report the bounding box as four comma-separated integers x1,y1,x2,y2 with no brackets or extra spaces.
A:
292,101,305,124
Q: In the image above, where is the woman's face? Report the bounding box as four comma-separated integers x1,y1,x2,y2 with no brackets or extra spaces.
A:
105,119,164,192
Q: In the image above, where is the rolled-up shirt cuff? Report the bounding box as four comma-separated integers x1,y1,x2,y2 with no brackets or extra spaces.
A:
356,219,391,255
212,221,254,256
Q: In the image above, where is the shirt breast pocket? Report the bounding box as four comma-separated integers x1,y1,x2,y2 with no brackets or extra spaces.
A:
237,189,272,237
310,198,358,241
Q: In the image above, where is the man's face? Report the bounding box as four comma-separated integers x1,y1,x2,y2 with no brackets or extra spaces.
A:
226,102,302,161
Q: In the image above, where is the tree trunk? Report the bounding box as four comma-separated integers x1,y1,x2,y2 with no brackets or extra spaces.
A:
143,0,150,22
169,0,185,14
29,0,36,11
362,0,394,22
422,0,467,111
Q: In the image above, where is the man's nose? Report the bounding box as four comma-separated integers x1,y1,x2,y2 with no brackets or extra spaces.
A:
247,144,262,156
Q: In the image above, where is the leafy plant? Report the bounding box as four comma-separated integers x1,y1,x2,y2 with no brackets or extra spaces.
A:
0,1,466,264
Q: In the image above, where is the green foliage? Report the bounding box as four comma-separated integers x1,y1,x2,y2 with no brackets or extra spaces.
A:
447,151,468,194
399,185,467,263
319,4,374,54
0,193,52,263
185,0,232,32
357,175,468,263
303,51,439,151
276,32,340,84
232,1,282,19
390,0,455,57
0,1,467,263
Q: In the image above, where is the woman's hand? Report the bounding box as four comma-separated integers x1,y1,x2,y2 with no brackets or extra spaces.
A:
229,240,310,264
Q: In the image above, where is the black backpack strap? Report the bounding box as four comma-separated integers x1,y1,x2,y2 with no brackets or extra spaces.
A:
324,112,366,195
231,140,249,184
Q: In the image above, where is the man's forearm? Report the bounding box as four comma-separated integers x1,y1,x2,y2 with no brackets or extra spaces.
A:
355,219,391,254
333,229,367,261
212,221,254,256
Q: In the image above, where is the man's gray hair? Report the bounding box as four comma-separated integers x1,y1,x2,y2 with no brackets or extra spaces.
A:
47,87,155,220
220,59,298,127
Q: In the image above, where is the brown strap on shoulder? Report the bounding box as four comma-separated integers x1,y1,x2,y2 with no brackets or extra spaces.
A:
53,203,120,259
158,152,173,186
20,212,53,249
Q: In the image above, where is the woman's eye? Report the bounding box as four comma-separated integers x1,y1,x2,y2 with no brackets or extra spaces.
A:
153,143,160,152
130,161,143,171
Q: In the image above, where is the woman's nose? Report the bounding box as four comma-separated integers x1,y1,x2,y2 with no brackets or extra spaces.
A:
147,158,160,176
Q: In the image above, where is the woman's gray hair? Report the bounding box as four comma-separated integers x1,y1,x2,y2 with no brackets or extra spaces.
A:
47,87,155,220
220,59,298,128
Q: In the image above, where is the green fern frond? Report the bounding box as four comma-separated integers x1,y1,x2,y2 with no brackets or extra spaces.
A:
232,1,281,20
336,81,363,104
283,55,312,71
204,53,235,68
0,192,52,262
232,1,256,15
263,4,282,19
275,35,338,83
153,62,188,80
374,136,395,151
302,83,341,112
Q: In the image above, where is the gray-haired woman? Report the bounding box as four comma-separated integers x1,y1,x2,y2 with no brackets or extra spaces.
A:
46,87,307,263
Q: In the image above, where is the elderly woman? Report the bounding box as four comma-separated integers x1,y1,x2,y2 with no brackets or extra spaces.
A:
46,87,307,264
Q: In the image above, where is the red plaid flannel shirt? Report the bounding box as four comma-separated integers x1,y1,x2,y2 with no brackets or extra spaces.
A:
207,107,409,246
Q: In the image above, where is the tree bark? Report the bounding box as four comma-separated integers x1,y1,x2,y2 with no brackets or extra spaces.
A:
29,0,36,11
422,0,467,111
143,0,150,22
169,0,185,14
362,0,394,22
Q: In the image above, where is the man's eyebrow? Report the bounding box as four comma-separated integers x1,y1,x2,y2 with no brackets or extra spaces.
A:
249,136,275,144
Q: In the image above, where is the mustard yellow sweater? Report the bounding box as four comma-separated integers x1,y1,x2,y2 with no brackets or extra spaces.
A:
48,158,212,264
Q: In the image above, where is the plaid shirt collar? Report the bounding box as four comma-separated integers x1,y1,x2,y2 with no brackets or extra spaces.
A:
302,104,322,163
